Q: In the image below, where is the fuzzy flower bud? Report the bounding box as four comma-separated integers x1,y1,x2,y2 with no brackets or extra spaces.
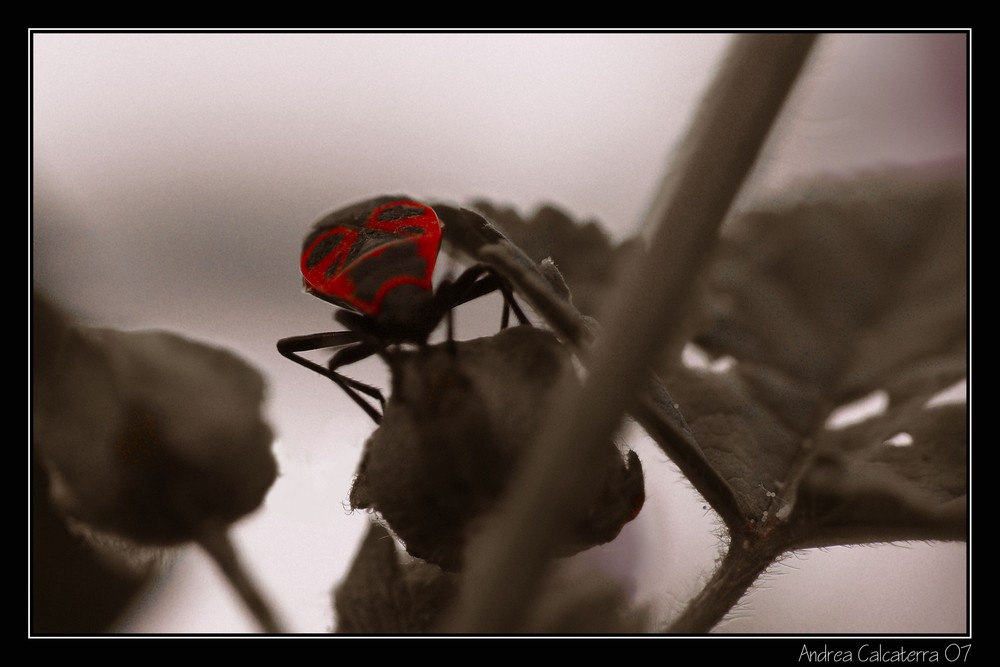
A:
33,313,277,545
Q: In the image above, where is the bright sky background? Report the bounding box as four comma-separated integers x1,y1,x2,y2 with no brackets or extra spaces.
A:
31,31,968,635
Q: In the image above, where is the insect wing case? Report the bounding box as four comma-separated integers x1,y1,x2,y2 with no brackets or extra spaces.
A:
301,197,443,315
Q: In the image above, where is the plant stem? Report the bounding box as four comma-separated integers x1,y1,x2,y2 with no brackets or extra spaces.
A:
667,537,779,633
197,521,285,634
445,34,818,633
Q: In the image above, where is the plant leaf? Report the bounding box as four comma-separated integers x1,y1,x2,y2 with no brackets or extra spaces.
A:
436,201,741,529
468,200,639,318
334,522,647,634
334,521,458,633
349,326,644,571
665,165,967,545
31,454,158,634
33,293,278,545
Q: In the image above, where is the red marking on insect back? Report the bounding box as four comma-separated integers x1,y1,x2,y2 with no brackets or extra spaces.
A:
300,199,443,315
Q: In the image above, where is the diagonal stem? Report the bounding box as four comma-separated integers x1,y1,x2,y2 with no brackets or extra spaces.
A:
667,536,782,633
197,520,286,634
445,34,818,633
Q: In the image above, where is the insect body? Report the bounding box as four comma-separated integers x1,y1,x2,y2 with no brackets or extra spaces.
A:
278,196,527,423
279,196,648,569
300,197,442,322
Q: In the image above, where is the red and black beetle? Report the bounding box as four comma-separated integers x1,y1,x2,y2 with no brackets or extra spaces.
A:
277,196,528,423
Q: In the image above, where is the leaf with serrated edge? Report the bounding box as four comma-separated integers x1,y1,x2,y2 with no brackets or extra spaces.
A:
668,165,967,546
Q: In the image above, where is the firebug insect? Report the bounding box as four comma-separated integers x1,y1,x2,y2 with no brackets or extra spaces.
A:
278,196,528,423
280,196,649,567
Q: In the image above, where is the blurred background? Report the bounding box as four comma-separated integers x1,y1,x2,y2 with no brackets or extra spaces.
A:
31,31,968,634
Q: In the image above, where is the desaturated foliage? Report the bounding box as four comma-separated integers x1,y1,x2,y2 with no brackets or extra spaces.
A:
469,201,640,318
473,166,967,553
335,522,646,634
30,163,967,634
33,294,277,544
671,166,967,548
349,326,644,572
384,164,965,633
32,292,279,632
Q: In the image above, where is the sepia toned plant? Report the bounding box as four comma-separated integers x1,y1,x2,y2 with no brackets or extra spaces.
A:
30,33,968,637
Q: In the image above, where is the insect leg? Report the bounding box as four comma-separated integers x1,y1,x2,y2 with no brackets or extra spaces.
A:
495,275,529,327
277,332,385,424
445,265,530,329
328,339,381,376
